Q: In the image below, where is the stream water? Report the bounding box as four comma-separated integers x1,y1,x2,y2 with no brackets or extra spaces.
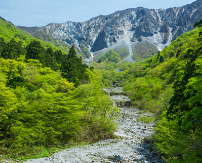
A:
25,87,164,163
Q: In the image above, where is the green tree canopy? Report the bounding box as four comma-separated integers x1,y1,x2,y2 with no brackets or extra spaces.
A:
54,50,64,65
44,47,59,71
1,38,26,60
26,40,45,61
61,46,89,86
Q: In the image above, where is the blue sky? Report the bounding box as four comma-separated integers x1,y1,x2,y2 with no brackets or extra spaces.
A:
0,0,196,27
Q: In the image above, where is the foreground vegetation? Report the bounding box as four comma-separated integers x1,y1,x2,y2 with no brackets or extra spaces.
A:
0,59,118,157
117,26,202,162
0,18,119,159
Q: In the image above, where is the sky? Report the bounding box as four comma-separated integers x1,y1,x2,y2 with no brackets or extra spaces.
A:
0,0,197,27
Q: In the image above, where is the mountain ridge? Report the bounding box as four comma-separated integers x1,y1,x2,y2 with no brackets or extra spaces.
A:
17,0,202,62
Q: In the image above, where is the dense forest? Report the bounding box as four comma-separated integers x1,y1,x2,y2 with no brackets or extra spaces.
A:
0,18,119,159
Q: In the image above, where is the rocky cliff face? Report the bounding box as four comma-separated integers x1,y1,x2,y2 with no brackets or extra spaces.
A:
18,0,202,61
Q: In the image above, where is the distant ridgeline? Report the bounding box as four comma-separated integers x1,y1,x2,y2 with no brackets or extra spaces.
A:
18,0,202,62
0,16,118,159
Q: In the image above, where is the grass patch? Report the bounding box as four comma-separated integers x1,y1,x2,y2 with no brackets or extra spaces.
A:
138,110,144,114
11,145,71,162
4,142,92,162
137,115,155,123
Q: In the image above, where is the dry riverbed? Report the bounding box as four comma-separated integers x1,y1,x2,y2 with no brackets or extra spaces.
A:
24,87,164,163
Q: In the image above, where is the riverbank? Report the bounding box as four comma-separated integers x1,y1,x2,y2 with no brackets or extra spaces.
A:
24,107,164,163
24,87,164,163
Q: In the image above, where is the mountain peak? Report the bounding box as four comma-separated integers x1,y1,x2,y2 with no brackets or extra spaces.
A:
18,0,202,62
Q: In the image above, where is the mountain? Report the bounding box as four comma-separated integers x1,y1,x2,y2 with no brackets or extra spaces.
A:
0,17,89,59
18,0,202,62
17,23,90,59
0,17,71,54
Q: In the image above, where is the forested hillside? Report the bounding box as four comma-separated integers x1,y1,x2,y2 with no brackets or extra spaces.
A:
0,17,119,159
89,22,202,162
0,17,70,54
113,25,202,162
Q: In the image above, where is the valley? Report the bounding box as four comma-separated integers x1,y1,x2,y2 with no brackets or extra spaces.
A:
0,1,202,163
25,87,164,163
